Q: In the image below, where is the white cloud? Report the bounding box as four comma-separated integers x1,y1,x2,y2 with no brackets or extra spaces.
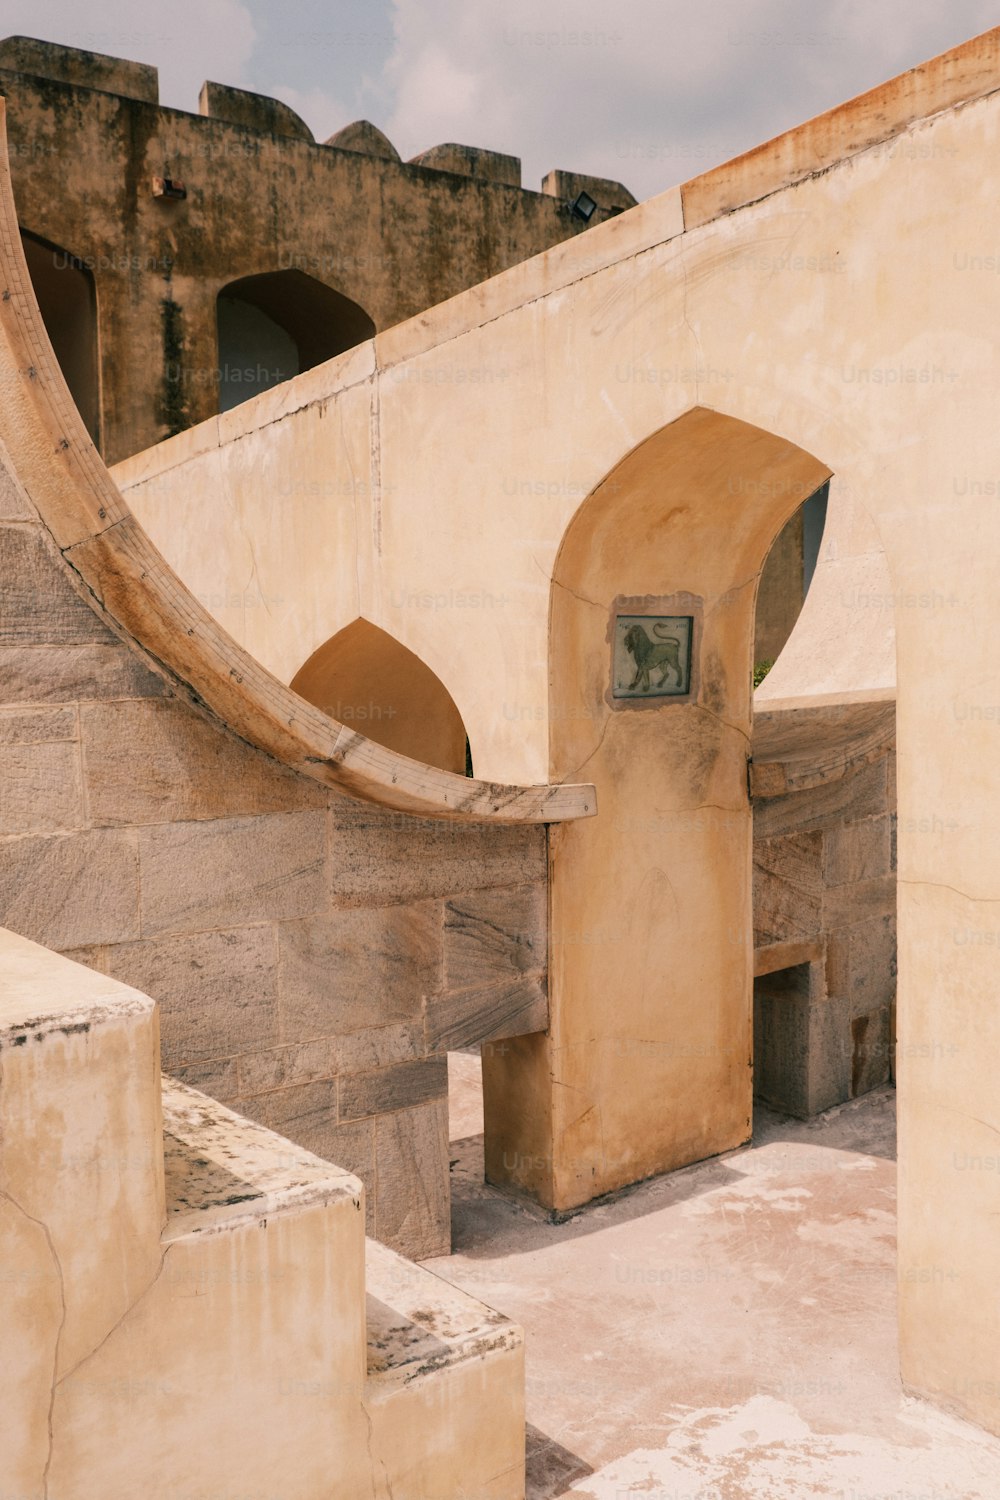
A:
255,83,349,144
4,0,998,194
379,0,1000,199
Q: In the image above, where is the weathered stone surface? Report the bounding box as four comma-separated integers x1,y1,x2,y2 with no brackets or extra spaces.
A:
278,903,440,1039
0,643,166,703
0,525,110,645
807,991,853,1115
841,914,897,1017
80,697,326,827
0,706,76,743
0,829,140,947
335,1021,424,1075
754,966,850,1118
199,79,314,139
339,1057,447,1121
753,760,887,840
239,1079,339,1150
170,1054,241,1102
235,1084,373,1224
329,796,546,905
325,119,400,162
319,1118,376,1233
443,883,546,992
824,815,892,886
374,1097,450,1259
752,703,895,796
104,926,279,1068
0,36,160,102
0,741,83,835
427,976,548,1055
0,447,32,518
237,1037,336,1097
850,1006,892,1097
138,811,327,936
753,938,823,978
753,831,823,945
823,876,896,929
56,944,105,969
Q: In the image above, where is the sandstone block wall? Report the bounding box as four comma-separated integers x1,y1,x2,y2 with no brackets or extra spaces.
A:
0,498,547,1260
752,703,896,1116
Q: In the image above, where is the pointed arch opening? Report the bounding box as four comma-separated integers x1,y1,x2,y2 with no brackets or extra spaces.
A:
216,269,375,412
485,406,834,1212
20,228,100,446
290,618,469,776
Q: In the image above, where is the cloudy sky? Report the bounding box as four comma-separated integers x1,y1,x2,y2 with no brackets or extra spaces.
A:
4,0,999,198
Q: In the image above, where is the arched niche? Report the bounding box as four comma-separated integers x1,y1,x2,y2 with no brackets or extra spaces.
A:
19,229,100,446
216,269,375,412
483,406,832,1214
290,618,469,776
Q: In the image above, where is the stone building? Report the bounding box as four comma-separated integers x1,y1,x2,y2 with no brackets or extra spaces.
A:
5,22,1000,1499
0,35,635,465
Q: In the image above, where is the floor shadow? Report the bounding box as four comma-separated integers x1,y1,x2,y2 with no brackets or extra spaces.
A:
754,1087,898,1162
448,1128,753,1259
447,1085,897,1259
525,1423,594,1499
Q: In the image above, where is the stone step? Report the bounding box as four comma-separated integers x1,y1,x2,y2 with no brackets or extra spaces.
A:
365,1236,519,1385
162,1073,362,1237
364,1237,525,1499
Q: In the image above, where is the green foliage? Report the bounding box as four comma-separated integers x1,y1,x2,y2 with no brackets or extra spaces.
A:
753,659,774,688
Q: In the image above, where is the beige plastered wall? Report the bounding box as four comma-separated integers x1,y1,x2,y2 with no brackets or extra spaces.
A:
115,49,1000,1435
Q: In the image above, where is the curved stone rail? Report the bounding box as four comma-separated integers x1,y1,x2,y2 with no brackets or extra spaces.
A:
0,100,594,824
751,700,895,799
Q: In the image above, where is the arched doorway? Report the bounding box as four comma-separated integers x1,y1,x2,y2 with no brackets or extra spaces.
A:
19,229,100,446
216,269,375,412
751,468,897,1120
482,406,831,1213
290,617,469,775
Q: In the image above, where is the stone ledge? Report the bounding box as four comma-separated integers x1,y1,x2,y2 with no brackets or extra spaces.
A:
0,37,158,103
365,1237,519,1388
162,1074,362,1239
681,26,1000,229
0,924,153,1037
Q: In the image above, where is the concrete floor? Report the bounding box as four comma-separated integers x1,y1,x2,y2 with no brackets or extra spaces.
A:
428,1053,1000,1500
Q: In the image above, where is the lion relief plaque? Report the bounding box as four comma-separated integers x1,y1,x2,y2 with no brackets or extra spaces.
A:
612,614,694,700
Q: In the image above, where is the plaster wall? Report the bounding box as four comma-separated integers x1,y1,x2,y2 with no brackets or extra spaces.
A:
115,36,1000,1434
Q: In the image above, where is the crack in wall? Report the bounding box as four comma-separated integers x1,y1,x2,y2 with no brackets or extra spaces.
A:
898,878,999,906
0,1180,66,1499
53,1241,170,1393
370,355,382,563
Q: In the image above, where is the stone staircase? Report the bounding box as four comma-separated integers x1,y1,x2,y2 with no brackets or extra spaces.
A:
0,927,524,1498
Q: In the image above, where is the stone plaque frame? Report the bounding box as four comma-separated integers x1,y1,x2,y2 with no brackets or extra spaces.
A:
606,594,702,711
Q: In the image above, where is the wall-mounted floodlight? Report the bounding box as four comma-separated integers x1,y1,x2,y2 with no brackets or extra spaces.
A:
152,176,187,200
569,190,597,223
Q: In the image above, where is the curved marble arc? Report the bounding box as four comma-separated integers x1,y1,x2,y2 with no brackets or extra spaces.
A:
0,100,595,824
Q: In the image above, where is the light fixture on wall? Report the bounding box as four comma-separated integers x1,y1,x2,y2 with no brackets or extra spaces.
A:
569,190,597,223
152,176,187,200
